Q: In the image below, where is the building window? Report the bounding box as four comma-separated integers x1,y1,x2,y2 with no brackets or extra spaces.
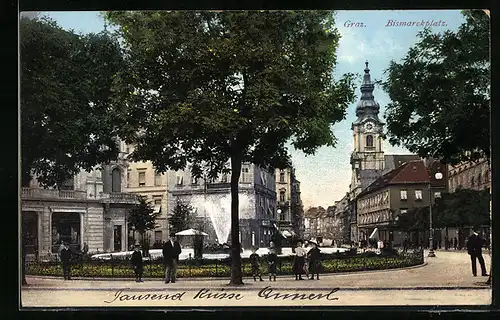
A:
471,176,475,187
127,171,130,188
279,190,286,202
434,192,441,198
400,190,407,200
155,231,162,242
176,175,183,186
366,135,374,147
415,189,423,200
112,168,122,192
154,172,162,186
280,170,285,183
138,172,146,187
154,199,162,212
241,167,249,183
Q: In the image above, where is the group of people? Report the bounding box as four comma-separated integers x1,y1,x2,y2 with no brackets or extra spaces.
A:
248,240,322,282
131,235,182,283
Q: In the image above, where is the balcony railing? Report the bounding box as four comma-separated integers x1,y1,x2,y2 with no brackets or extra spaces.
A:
206,182,231,189
99,192,139,204
21,187,87,200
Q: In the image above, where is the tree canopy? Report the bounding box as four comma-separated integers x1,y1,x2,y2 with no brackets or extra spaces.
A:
433,188,490,229
168,198,196,236
128,196,160,239
20,16,124,187
382,10,490,165
104,10,356,284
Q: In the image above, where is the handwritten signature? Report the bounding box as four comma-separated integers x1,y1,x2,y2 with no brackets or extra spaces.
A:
104,287,340,303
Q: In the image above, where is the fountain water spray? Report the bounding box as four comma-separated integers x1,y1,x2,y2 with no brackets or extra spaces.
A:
204,193,251,244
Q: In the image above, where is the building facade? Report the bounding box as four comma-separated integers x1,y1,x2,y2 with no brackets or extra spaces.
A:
21,142,139,259
303,206,326,240
166,163,277,249
448,158,491,193
356,160,447,246
124,144,169,246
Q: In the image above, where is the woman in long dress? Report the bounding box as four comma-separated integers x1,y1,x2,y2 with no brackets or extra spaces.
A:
293,241,306,280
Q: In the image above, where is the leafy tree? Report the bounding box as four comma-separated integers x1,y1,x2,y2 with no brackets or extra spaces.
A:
433,188,490,247
128,196,160,245
395,207,429,243
168,198,196,236
105,10,356,284
382,10,490,165
20,16,124,187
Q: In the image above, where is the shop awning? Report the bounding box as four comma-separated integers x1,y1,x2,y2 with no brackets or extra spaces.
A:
282,230,292,238
369,228,379,239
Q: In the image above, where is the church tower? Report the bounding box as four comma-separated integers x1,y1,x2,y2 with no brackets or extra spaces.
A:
350,61,385,196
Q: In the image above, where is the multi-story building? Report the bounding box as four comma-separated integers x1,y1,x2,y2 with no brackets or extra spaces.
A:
166,163,276,249
124,144,169,246
290,169,305,238
21,139,139,259
448,158,491,193
303,206,326,240
356,159,447,246
347,61,421,242
275,167,293,231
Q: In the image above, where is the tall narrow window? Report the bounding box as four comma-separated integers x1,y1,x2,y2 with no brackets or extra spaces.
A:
112,168,121,192
471,176,475,187
366,135,374,147
279,170,285,183
477,173,482,186
138,172,146,187
279,190,286,202
127,171,131,188
154,172,162,186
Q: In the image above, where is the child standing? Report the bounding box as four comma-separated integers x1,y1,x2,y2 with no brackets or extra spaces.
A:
131,246,144,283
249,247,263,281
267,248,278,281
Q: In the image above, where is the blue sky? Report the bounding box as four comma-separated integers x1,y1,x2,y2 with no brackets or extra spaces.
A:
37,10,466,209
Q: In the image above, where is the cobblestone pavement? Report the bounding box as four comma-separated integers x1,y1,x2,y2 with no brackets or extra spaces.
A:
21,250,492,307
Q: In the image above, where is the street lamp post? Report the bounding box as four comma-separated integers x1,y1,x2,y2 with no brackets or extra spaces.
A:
428,171,443,257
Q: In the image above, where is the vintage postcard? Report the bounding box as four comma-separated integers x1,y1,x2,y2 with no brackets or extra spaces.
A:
20,9,491,308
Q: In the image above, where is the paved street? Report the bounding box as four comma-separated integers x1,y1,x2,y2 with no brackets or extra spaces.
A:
21,250,492,307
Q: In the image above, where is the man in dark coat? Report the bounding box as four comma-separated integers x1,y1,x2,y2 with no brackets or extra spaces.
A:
307,241,322,280
60,243,72,280
163,235,182,283
467,229,488,277
131,246,144,282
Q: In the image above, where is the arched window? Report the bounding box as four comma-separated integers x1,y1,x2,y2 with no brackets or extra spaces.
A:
112,168,122,192
366,135,374,147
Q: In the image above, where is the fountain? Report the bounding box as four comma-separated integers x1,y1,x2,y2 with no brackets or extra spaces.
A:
203,193,251,244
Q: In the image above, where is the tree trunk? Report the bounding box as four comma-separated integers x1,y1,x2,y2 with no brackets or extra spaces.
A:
229,151,243,285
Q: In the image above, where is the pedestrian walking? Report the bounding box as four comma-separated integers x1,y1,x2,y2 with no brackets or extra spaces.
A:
466,229,488,277
249,247,263,281
131,246,144,282
307,241,321,280
162,235,182,283
267,247,278,281
293,241,306,280
60,242,72,280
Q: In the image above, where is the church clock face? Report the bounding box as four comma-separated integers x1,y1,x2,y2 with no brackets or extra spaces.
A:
364,122,374,132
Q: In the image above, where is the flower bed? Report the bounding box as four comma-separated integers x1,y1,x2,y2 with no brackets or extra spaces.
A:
27,250,424,278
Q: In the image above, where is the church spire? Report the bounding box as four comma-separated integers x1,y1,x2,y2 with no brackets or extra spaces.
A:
356,60,380,118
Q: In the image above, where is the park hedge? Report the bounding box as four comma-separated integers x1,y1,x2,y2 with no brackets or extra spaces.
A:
26,250,424,278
